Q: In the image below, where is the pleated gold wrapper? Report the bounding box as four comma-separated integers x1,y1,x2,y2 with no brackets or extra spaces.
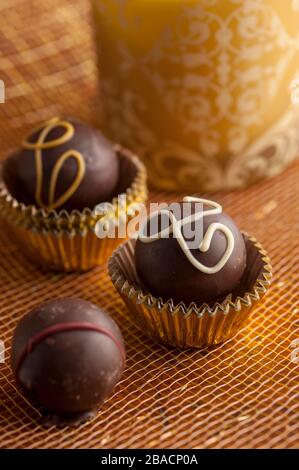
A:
108,235,272,348
0,146,147,272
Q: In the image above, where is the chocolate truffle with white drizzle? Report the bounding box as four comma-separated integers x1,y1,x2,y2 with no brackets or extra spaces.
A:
135,197,247,306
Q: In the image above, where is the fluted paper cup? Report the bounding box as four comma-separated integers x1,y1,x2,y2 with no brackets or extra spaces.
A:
0,146,147,272
108,234,272,348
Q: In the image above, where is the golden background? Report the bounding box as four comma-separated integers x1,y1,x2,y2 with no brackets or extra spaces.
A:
0,0,298,448
92,0,299,191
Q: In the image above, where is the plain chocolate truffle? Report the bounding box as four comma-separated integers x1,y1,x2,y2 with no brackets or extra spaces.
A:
11,298,125,425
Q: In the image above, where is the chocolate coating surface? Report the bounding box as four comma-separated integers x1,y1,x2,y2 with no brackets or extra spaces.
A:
135,201,247,306
3,117,119,211
11,298,125,423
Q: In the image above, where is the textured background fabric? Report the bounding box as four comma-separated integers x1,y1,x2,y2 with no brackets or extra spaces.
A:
0,0,298,449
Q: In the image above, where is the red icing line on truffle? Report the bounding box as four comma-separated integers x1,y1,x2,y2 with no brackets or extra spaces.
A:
16,322,126,378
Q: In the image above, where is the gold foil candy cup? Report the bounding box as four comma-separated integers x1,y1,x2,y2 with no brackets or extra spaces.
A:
0,146,147,272
108,234,272,348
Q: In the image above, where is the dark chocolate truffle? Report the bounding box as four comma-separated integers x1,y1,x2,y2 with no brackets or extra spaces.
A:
3,117,119,211
135,197,246,307
11,298,125,425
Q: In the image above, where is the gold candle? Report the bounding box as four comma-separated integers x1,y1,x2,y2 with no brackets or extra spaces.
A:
92,0,299,191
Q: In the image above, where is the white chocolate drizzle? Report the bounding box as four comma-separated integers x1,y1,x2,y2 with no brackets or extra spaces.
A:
22,117,86,210
138,197,235,274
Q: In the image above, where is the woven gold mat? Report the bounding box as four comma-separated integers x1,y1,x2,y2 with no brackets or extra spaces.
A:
0,0,298,449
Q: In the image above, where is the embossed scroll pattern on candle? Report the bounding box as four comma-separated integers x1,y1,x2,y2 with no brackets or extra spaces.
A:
93,0,299,191
22,117,86,210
